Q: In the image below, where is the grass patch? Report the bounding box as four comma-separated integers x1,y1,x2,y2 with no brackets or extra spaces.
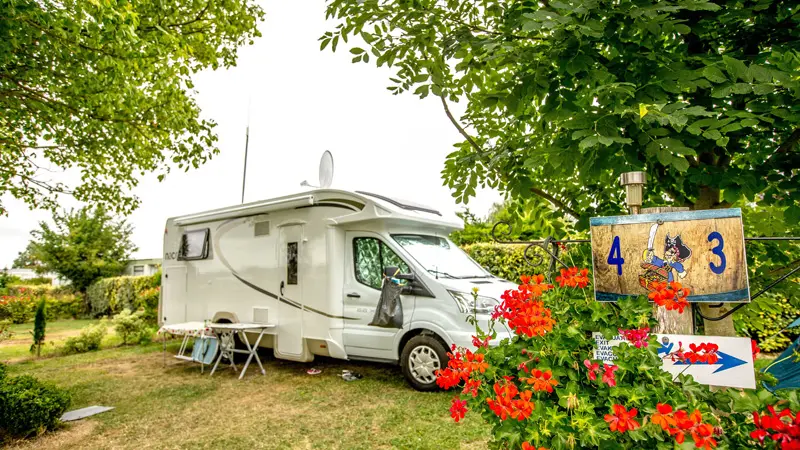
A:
4,326,489,449
1,319,121,362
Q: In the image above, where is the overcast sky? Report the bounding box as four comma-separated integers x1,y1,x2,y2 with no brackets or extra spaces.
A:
0,0,502,268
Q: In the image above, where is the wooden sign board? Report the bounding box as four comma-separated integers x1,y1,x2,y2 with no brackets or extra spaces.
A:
592,332,756,389
590,208,749,303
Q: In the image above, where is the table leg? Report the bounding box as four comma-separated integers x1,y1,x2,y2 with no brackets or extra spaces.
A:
238,330,254,380
250,330,267,376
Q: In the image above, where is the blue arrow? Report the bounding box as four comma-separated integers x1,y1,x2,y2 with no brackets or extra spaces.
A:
657,343,746,373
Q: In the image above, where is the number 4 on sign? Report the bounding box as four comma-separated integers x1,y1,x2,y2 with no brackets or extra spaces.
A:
607,236,625,275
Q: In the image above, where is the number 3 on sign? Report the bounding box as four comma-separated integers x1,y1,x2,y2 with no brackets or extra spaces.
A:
708,232,726,274
607,236,625,275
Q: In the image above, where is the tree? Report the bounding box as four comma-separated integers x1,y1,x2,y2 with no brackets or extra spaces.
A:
30,298,46,357
324,0,800,337
323,0,799,228
12,242,43,272
31,206,136,292
0,0,265,215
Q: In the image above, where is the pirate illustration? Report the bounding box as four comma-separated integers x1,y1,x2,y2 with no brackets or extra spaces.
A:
640,222,693,290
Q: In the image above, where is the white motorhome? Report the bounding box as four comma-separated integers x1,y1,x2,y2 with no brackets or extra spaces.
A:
159,189,514,390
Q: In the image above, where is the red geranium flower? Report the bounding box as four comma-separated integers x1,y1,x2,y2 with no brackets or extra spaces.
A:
604,404,640,433
521,369,559,393
602,364,619,387
555,267,590,288
584,359,599,381
649,281,690,313
449,397,468,422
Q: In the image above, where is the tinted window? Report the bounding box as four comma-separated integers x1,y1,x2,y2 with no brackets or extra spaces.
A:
353,238,409,289
179,229,209,260
287,242,298,285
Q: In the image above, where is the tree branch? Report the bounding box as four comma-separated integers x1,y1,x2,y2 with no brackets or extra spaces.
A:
438,94,580,220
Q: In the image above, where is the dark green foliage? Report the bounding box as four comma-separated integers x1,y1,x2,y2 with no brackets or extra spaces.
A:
325,0,800,229
0,0,265,215
0,375,71,439
0,362,6,382
86,273,160,321
31,206,136,292
30,299,45,356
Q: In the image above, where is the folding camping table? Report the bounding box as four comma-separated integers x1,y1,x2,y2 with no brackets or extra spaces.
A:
157,321,215,372
157,322,275,379
207,323,275,380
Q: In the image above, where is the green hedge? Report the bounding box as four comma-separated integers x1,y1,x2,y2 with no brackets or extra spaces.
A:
464,242,593,283
86,272,160,320
0,287,84,323
463,243,528,282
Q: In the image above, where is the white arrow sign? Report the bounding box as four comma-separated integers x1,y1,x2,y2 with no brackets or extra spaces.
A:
592,333,756,389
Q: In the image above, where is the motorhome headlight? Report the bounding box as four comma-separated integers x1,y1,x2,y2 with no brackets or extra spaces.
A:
448,290,499,315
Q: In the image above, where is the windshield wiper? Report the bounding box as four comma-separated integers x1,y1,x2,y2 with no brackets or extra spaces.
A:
428,269,458,279
458,275,494,279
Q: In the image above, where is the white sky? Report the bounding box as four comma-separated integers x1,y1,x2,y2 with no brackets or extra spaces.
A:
0,0,501,268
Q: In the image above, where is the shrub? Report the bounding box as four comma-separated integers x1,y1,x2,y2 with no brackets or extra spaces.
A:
62,323,106,354
0,375,71,439
112,309,148,345
0,296,35,324
435,272,797,449
135,287,160,323
464,243,592,282
11,277,52,286
0,321,11,343
44,294,86,321
86,274,161,319
0,362,6,382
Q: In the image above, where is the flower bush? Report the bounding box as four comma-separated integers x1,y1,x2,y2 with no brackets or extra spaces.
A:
436,269,800,449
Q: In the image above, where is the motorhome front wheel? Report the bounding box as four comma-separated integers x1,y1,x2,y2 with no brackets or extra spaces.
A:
400,335,449,391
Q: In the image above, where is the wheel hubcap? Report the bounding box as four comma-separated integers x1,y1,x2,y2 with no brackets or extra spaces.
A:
409,345,441,384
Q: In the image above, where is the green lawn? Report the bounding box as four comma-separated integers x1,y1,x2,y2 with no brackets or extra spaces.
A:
3,320,489,450
1,319,121,362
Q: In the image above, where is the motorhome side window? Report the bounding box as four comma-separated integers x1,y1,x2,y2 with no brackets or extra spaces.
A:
178,229,210,261
353,238,409,290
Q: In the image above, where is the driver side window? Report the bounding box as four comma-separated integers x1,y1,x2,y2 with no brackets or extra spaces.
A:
353,237,409,290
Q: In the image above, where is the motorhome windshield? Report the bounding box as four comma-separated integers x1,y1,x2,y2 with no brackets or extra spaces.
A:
392,234,490,279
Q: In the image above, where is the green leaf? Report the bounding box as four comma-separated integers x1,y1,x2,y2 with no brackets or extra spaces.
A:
671,157,690,172
753,84,775,95
732,83,752,95
723,187,741,204
579,136,599,150
702,66,727,83
722,56,752,82
674,24,691,34
741,118,759,127
720,122,743,133
702,129,722,140
349,47,365,55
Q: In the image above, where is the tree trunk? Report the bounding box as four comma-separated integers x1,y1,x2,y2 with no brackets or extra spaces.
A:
694,187,738,337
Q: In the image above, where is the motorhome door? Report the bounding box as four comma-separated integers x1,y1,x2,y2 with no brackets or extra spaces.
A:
162,267,187,325
277,224,304,356
343,232,413,360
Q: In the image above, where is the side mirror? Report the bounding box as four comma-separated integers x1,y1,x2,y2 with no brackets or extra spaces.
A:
384,266,416,281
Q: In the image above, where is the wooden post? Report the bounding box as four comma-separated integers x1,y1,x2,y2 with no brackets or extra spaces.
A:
618,174,697,335
641,207,693,335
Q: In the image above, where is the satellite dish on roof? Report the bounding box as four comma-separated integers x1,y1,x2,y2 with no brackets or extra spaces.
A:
319,150,334,188
300,150,334,189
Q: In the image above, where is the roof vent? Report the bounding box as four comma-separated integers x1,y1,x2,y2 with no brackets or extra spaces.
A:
254,221,271,237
